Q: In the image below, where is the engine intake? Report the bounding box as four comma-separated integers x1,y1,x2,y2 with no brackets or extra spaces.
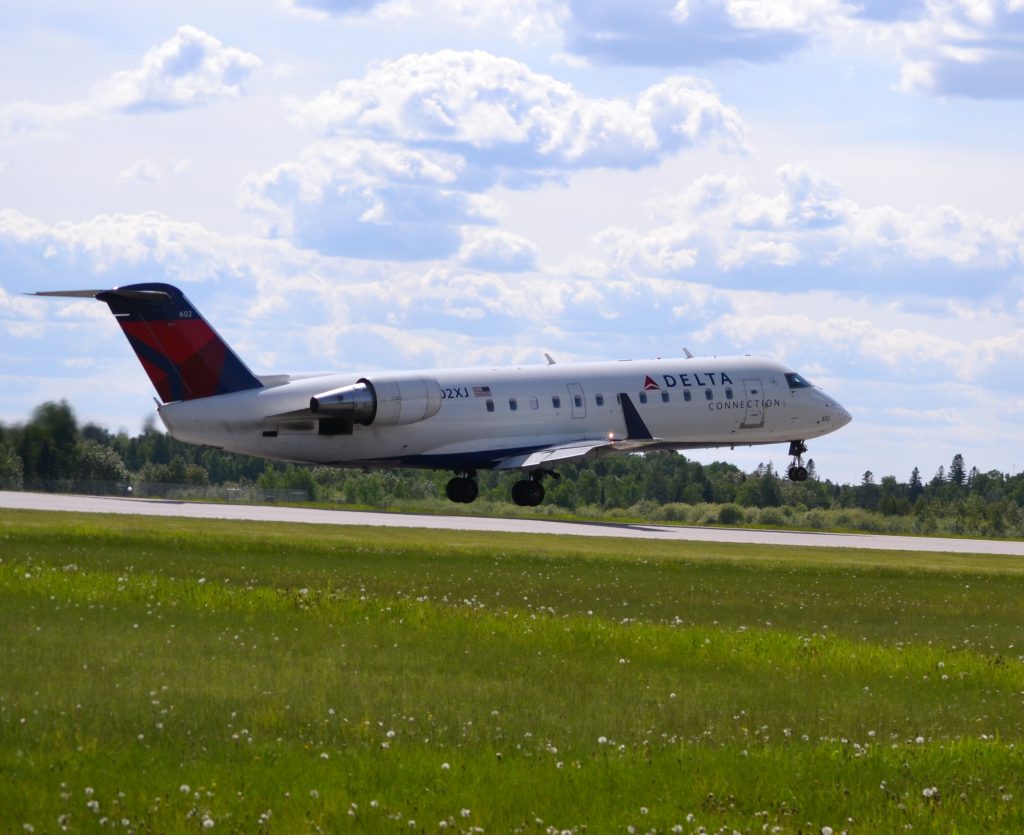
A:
310,376,442,427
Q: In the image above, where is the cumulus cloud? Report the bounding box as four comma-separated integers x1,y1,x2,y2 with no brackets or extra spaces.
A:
457,228,539,272
117,158,192,186
240,138,494,260
706,306,1024,388
1,26,260,141
255,50,746,259
286,0,1024,102
0,207,723,370
93,26,261,113
596,163,1024,291
562,0,841,66
896,0,1024,98
288,50,748,166
288,0,567,41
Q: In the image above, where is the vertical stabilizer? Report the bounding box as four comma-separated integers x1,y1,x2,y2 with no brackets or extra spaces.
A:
37,283,262,403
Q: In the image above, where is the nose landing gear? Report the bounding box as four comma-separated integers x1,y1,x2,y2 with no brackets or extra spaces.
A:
787,440,809,482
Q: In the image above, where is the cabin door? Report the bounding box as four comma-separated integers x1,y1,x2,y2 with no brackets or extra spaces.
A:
739,378,765,429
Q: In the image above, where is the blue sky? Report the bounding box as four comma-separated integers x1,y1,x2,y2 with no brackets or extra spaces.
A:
2,0,1023,484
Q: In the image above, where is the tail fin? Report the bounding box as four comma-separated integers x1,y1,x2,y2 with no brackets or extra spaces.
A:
37,283,262,403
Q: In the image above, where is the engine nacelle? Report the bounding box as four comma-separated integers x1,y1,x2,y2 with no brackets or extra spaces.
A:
310,376,442,427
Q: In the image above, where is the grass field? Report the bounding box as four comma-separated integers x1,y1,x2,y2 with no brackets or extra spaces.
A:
2,510,1023,833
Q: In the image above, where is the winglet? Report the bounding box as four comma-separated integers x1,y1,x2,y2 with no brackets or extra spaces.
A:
618,393,654,440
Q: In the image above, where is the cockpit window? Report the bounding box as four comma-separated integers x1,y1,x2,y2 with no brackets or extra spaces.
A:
785,372,813,390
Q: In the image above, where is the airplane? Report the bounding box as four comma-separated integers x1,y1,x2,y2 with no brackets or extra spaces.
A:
36,283,852,506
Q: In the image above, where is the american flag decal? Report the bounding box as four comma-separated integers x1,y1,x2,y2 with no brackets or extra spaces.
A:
473,386,492,397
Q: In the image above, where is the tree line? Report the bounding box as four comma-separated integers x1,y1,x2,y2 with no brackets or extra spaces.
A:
3,401,1024,537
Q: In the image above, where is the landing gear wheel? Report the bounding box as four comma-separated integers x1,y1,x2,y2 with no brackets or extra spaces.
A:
445,475,479,503
787,441,809,482
511,478,545,507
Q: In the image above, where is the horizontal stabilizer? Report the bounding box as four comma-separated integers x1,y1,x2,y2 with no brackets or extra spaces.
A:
34,288,173,302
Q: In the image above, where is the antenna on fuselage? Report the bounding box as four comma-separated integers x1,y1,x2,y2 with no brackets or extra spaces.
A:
683,347,694,359
544,353,556,365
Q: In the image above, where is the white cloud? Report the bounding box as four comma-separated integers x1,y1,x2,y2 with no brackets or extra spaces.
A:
93,26,262,113
255,50,746,259
288,0,568,41
895,0,1024,98
457,228,539,272
117,158,192,186
288,50,748,166
1,26,260,142
706,306,1024,387
563,0,840,66
595,163,1024,286
239,138,492,259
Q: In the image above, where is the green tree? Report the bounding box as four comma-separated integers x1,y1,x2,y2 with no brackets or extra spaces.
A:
0,443,24,488
18,401,80,483
74,440,130,484
949,453,967,488
908,467,923,502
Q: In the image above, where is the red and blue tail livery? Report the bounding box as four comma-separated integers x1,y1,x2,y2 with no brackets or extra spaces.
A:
37,283,261,403
36,282,851,506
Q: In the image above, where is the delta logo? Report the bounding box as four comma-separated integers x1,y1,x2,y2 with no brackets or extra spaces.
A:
644,371,735,388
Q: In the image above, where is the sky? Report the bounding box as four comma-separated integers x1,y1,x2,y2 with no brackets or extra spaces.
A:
2,0,1023,485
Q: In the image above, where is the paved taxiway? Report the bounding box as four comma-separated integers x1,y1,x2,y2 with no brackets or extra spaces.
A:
3,490,1024,556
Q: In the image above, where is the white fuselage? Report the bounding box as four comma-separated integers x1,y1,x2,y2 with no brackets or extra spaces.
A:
157,355,851,472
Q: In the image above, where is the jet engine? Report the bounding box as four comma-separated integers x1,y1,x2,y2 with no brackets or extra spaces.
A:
309,376,442,427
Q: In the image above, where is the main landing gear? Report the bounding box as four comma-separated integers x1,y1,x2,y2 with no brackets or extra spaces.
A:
512,470,558,507
787,440,809,482
445,469,558,506
446,472,479,504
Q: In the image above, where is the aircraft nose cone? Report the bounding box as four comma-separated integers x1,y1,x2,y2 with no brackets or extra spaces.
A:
835,404,852,427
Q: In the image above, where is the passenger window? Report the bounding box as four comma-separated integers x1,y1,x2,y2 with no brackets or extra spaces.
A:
573,395,583,408
705,389,713,401
661,391,669,403
639,392,648,404
725,388,733,400
509,398,518,411
486,399,494,412
684,391,692,402
530,396,539,410
595,394,604,406
552,396,561,409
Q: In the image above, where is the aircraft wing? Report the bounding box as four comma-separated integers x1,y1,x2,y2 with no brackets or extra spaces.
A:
493,436,663,471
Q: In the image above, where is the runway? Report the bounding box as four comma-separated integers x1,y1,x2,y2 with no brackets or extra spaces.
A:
5,490,1024,556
